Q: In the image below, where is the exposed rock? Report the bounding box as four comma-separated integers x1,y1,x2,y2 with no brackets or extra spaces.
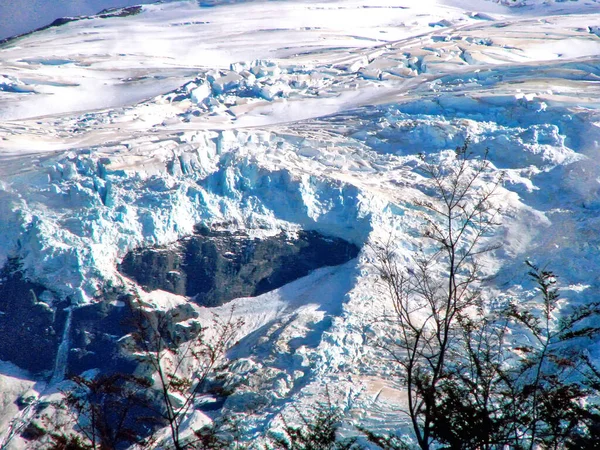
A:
0,229,358,376
119,228,360,306
68,298,137,376
0,260,133,375
0,6,143,46
20,421,46,441
68,293,201,375
96,6,143,19
0,258,64,373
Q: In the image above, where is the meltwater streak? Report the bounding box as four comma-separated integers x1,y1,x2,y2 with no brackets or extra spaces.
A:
0,307,74,447
50,307,73,386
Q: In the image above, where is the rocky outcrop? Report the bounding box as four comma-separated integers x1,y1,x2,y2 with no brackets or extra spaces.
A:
0,229,359,375
68,298,136,376
119,228,360,306
0,259,64,374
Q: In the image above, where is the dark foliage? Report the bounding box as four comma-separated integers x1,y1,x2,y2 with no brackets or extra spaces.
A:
368,141,600,449
267,394,361,450
46,434,93,450
50,372,158,450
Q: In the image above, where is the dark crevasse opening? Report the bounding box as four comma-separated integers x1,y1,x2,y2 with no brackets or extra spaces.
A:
118,228,360,307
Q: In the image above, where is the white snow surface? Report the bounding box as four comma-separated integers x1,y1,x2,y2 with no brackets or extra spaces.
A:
1,0,600,446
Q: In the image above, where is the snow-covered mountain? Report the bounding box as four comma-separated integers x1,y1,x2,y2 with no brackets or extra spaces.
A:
0,0,161,41
1,0,600,447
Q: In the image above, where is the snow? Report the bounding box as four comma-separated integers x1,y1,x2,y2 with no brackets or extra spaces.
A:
0,363,38,449
1,0,600,446
0,0,161,41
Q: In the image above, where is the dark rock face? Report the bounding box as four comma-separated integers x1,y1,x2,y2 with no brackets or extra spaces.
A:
0,229,359,375
96,6,143,18
0,261,133,375
0,258,63,373
67,295,200,376
68,298,137,376
119,229,360,306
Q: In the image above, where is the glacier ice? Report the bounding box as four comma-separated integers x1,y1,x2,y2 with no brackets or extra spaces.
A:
1,0,600,446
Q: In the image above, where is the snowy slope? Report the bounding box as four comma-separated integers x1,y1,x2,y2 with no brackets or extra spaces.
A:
1,0,600,447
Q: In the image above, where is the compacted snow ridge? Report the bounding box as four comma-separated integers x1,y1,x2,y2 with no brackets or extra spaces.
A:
1,0,600,447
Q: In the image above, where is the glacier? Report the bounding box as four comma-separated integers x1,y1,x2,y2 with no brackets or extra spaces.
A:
1,0,600,447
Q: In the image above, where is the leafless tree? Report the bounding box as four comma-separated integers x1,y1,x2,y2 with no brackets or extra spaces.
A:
267,388,361,450
369,142,600,449
126,296,244,450
40,372,156,450
502,262,600,449
38,294,244,450
369,141,503,449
